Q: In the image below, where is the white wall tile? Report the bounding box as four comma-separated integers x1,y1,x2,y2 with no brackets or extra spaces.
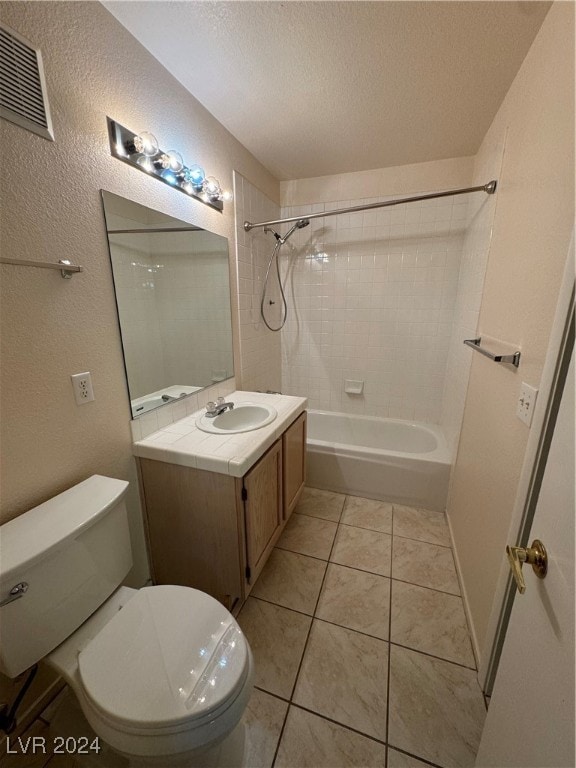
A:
279,191,466,423
233,173,282,393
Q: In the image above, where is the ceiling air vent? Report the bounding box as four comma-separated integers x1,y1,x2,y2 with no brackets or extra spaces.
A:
0,23,54,140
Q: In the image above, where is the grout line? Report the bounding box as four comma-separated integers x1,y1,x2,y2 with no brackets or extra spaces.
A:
389,641,477,672
289,702,388,748
270,701,290,768
294,510,342,524
288,500,343,702
385,505,394,768
271,498,343,767
387,743,446,768
320,557,460,598
249,591,321,619
340,522,393,536
253,685,290,704
273,544,329,562
390,574,461,598
313,615,388,643
392,531,453,549
262,493,478,766
250,596,475,671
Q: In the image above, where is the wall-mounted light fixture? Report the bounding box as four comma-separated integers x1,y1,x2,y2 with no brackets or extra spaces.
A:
107,118,231,212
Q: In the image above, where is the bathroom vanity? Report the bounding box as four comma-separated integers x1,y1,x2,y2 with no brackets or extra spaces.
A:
133,392,307,613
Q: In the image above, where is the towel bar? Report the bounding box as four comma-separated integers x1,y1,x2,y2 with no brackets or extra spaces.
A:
464,337,521,367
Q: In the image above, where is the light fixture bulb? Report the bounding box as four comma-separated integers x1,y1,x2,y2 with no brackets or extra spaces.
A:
186,164,205,188
136,155,154,173
161,169,178,185
133,132,159,157
158,150,184,173
222,189,233,203
202,176,222,201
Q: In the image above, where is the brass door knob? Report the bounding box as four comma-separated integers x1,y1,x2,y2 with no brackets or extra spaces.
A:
506,539,548,594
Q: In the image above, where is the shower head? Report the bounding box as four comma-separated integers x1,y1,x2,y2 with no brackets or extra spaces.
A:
282,219,310,243
265,219,310,245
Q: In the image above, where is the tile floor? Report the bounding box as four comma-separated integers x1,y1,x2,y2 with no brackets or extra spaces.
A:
5,488,486,768
238,487,486,768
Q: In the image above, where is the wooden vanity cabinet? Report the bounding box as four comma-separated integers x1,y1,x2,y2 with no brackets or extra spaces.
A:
282,411,307,520
138,458,244,612
242,440,283,592
138,411,307,613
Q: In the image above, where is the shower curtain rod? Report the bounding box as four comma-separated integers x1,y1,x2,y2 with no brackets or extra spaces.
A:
243,180,497,232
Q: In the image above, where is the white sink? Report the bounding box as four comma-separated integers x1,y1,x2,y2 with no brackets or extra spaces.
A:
196,403,277,434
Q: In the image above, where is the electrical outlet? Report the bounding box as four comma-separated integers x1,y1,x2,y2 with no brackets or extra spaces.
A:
516,382,538,427
71,372,95,405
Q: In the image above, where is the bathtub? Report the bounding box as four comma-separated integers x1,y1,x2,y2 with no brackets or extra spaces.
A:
306,410,451,511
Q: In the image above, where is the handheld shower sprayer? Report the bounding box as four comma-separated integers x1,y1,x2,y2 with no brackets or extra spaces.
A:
261,219,310,331
264,219,309,245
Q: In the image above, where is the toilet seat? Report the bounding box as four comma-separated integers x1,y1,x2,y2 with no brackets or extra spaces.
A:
77,585,250,738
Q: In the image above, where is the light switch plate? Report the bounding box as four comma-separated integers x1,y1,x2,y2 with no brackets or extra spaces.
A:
516,382,538,426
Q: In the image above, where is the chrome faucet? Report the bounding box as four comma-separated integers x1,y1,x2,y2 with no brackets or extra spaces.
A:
205,397,234,418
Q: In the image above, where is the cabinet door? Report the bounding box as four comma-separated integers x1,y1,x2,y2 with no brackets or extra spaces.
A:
283,411,307,520
243,440,283,589
139,459,243,612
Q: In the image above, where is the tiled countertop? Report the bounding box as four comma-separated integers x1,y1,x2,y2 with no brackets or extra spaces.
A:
132,391,307,477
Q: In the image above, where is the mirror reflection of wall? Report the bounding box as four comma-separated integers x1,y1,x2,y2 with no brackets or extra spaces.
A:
101,192,234,418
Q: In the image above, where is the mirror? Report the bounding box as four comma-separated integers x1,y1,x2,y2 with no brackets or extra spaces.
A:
101,191,234,418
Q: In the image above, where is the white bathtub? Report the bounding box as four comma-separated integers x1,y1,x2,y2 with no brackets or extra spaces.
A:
306,410,451,511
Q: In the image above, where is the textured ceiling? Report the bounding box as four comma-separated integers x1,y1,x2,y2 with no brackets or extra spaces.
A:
103,1,551,180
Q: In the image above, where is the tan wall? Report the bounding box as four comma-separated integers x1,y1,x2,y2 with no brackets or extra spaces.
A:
447,1,575,662
280,156,474,206
0,0,278,590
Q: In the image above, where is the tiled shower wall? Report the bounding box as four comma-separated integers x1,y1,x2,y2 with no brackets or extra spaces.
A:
234,172,282,392
278,195,469,422
233,159,495,455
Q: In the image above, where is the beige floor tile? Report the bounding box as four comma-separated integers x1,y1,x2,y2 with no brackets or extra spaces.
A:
387,748,432,767
243,688,288,768
331,525,392,577
295,487,346,521
251,549,327,615
388,645,485,767
293,620,388,740
342,496,393,533
392,536,460,595
275,706,387,768
237,598,311,699
391,581,475,667
393,504,451,547
277,513,337,560
316,563,390,640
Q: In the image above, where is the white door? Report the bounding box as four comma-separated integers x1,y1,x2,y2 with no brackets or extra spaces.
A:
476,348,574,767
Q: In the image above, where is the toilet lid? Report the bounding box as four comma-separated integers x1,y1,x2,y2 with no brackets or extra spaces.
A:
78,586,249,731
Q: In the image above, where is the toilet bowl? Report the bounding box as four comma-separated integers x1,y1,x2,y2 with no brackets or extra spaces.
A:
0,476,253,766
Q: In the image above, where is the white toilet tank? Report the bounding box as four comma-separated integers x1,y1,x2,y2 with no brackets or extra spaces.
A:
0,475,133,678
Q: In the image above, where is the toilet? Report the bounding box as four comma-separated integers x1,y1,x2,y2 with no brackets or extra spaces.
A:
0,475,254,766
